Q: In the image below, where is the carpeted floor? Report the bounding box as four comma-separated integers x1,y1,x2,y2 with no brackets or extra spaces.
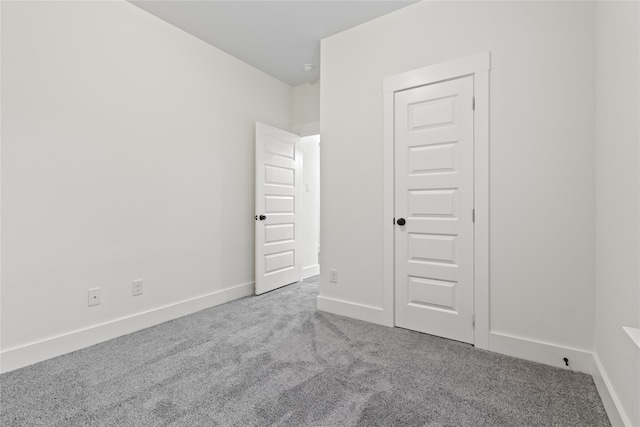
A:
1,277,610,426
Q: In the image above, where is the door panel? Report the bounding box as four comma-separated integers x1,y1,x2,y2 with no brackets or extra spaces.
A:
407,276,457,311
394,76,474,344
408,189,457,218
256,123,301,295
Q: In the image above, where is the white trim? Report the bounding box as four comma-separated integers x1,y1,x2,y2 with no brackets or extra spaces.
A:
489,331,593,373
382,52,491,347
316,295,386,325
622,326,640,349
592,353,630,427
472,68,490,350
383,52,490,94
0,282,254,373
382,90,395,327
302,264,320,279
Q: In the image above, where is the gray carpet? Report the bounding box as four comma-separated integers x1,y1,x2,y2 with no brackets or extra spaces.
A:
1,277,610,426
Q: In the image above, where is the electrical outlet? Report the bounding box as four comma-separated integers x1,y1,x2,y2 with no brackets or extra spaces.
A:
88,288,101,306
329,269,338,283
132,279,143,296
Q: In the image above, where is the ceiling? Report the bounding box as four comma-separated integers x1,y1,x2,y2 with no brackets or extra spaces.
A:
129,1,417,86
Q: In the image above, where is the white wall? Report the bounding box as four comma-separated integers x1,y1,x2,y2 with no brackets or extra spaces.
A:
293,82,321,279
594,2,640,426
292,81,320,136
301,135,320,279
319,1,596,351
1,0,292,371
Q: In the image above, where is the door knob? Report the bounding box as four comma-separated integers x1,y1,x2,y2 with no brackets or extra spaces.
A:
259,215,267,221
396,218,406,226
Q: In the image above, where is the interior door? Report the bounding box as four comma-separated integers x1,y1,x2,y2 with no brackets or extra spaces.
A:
394,76,475,344
255,123,301,295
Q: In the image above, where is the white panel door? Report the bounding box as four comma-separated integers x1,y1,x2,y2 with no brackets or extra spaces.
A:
255,123,301,295
394,76,475,344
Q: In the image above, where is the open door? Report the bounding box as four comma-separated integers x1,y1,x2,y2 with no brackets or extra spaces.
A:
255,123,301,294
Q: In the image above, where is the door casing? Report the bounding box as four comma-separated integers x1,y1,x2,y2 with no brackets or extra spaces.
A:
382,52,491,349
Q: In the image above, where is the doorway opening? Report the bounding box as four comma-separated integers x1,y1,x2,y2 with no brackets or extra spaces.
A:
300,134,321,281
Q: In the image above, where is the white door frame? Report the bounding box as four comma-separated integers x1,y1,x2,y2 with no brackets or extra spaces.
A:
382,52,491,349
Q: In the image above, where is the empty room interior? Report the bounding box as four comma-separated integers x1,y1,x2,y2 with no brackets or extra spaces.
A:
1,1,638,426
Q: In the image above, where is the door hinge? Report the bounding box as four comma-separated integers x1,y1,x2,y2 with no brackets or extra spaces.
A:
472,96,476,110
393,217,395,224
472,209,475,223
472,314,475,328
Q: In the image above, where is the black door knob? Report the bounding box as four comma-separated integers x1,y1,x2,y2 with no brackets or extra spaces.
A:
259,215,267,221
397,218,406,226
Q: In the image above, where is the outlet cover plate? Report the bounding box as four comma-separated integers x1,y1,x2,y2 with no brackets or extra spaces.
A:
132,279,143,296
88,288,101,306
329,269,338,283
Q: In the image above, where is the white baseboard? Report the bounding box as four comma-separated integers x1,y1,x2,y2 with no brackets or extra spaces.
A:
316,295,387,326
302,264,320,279
488,331,594,374
0,282,254,374
591,353,630,427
